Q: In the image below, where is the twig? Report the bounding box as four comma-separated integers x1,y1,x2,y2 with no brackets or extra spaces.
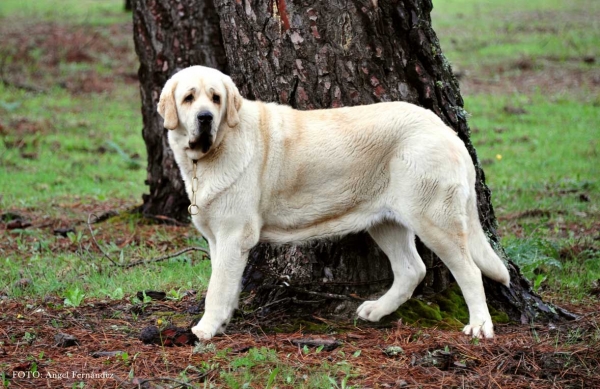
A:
290,337,342,351
293,278,393,287
123,246,209,268
259,284,365,302
286,285,365,301
88,211,361,302
142,213,189,226
90,210,118,224
86,213,209,269
87,213,119,267
250,297,292,314
0,77,46,93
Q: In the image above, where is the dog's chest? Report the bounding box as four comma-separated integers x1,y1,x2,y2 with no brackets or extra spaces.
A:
188,189,222,241
186,170,248,223
192,182,225,214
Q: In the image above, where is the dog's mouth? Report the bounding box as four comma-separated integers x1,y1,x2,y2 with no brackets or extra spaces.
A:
197,128,213,153
188,123,213,155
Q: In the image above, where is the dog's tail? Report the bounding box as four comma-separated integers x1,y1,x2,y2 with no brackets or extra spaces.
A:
467,198,510,287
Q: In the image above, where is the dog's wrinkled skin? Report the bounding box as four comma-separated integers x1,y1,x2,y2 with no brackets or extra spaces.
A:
158,66,511,341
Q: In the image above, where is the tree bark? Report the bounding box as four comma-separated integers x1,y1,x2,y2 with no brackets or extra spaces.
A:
133,0,573,323
132,0,226,221
215,0,454,311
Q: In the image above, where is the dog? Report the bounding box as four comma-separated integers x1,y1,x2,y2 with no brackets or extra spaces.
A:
157,65,510,340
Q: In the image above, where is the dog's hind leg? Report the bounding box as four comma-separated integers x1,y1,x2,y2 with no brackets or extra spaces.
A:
357,221,426,322
412,215,495,338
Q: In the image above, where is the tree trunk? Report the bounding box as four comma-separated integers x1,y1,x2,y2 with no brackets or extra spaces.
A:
132,0,226,221
133,0,572,323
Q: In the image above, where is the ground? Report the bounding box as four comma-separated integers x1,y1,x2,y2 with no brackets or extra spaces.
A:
3,296,600,388
0,0,599,388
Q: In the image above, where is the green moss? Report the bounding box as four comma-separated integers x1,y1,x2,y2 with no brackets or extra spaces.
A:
489,307,510,324
435,285,470,323
391,284,511,329
393,299,442,326
440,53,453,73
107,210,147,225
453,106,469,121
266,319,332,334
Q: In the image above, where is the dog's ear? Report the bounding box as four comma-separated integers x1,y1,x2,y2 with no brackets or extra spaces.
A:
157,78,179,130
223,76,243,128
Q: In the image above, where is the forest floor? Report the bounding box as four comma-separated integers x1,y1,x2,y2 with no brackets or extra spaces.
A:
1,0,599,388
2,295,600,388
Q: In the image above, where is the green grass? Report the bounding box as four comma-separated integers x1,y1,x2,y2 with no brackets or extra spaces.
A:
433,0,600,300
432,0,600,69
467,93,598,213
2,218,211,300
503,235,600,299
0,0,130,25
3,246,211,302
0,84,146,208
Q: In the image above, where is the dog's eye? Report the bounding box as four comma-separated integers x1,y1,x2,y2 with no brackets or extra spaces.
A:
212,94,221,104
184,95,194,103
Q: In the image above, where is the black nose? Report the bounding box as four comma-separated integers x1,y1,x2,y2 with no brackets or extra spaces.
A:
197,111,213,124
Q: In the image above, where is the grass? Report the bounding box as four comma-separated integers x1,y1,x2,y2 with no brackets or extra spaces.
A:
432,0,600,70
432,0,600,301
468,94,598,212
2,208,212,299
2,237,211,301
0,0,130,25
0,84,146,209
0,0,599,387
208,347,355,388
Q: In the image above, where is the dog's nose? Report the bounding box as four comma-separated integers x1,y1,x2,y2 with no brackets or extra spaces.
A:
197,111,213,124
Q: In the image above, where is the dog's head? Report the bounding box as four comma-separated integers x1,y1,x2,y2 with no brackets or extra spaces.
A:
158,66,242,160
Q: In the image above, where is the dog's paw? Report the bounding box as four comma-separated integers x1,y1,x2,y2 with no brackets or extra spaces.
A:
191,326,214,341
191,316,227,341
356,300,396,322
462,321,494,339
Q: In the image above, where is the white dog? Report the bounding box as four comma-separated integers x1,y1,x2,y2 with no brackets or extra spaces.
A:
157,66,510,340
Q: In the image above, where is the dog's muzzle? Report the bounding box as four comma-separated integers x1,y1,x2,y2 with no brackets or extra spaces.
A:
189,111,214,153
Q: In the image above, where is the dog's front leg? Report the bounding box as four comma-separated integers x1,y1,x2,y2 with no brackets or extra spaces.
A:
191,236,252,341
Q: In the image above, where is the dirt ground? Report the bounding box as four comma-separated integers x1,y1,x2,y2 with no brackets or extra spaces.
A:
455,57,600,99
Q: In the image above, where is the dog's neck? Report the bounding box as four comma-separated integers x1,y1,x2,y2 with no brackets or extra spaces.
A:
180,114,259,208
